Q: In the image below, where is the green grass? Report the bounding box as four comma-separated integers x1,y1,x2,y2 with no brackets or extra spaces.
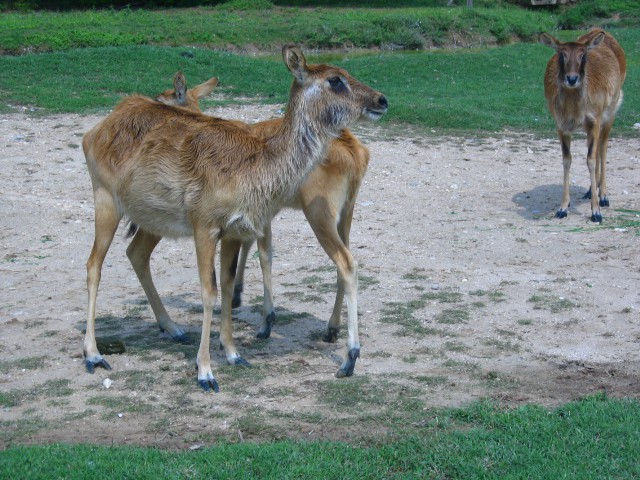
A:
1,394,638,478
0,5,555,55
1,27,638,133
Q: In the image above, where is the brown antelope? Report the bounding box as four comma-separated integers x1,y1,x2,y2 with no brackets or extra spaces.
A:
157,72,370,376
540,29,626,222
82,45,387,392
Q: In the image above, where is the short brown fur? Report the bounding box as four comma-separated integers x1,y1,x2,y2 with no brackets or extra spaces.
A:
157,76,369,364
81,46,386,391
540,29,626,222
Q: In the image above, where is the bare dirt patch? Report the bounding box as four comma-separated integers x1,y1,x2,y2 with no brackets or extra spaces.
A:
1,106,639,449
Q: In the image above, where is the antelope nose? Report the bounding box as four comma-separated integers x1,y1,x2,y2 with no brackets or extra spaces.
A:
378,95,388,110
566,75,579,86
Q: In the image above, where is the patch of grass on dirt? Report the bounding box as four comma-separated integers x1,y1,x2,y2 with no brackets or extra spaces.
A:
482,339,521,353
380,298,448,337
422,289,464,303
87,394,154,415
358,273,380,290
115,370,158,392
435,308,470,324
442,359,480,375
443,341,467,353
282,291,326,304
411,375,449,387
217,365,268,394
0,417,51,444
300,274,335,295
0,355,47,374
0,379,73,408
402,267,430,281
527,291,576,313
482,371,520,390
469,289,507,302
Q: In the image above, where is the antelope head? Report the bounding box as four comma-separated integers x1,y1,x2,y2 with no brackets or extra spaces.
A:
540,31,605,89
155,71,219,111
282,44,388,132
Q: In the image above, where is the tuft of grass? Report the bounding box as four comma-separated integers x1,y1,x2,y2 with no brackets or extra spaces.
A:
435,308,470,324
527,292,576,313
0,355,47,374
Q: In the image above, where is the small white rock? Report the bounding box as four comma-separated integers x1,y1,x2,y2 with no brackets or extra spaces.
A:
102,378,112,389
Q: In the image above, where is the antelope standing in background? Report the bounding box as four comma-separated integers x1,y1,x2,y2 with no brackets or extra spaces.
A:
157,72,370,375
540,29,626,222
82,45,387,391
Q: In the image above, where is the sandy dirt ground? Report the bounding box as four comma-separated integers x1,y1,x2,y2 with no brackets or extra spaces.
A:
1,104,639,449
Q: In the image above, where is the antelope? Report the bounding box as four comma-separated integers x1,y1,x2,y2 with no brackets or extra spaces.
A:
82,45,387,392
540,29,626,222
157,72,370,376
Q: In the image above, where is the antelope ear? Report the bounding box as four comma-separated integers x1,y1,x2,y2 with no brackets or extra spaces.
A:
283,44,308,84
587,31,605,49
173,71,187,105
191,77,218,99
539,33,559,50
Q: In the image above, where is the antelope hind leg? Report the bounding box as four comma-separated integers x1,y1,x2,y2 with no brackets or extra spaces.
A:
126,228,189,344
84,189,121,373
220,238,251,367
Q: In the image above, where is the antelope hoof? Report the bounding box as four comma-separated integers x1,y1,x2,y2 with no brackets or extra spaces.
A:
591,212,603,223
198,379,220,393
159,326,190,344
600,197,609,208
323,327,339,343
583,189,592,200
84,358,112,374
555,208,568,219
232,283,243,309
336,348,360,378
233,357,252,367
256,311,275,339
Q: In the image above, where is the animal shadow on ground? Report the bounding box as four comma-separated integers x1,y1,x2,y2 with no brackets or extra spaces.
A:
76,293,329,367
512,183,590,220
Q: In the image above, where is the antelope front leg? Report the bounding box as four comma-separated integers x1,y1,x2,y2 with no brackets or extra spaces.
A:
596,122,613,209
193,226,220,392
255,224,275,339
586,121,602,222
220,238,251,367
556,131,572,218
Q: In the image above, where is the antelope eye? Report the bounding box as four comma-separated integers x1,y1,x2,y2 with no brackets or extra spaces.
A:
328,76,347,93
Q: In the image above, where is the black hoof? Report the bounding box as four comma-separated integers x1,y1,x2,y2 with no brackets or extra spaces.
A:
232,284,243,309
323,327,339,343
591,212,603,223
234,357,252,367
198,379,220,393
336,348,360,378
583,189,592,200
84,358,112,374
600,197,609,208
555,209,568,219
256,311,275,339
